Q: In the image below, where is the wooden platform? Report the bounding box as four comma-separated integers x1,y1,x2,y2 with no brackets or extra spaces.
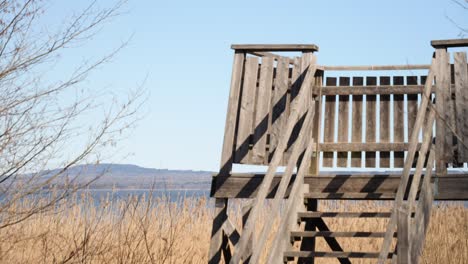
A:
211,171,468,200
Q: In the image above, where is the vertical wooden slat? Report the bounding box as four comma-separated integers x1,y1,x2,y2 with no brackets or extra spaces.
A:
407,76,419,136
454,52,468,162
219,51,245,173
270,57,289,163
252,57,274,164
397,202,411,264
337,77,350,167
380,76,391,168
393,76,405,167
242,202,253,264
435,49,451,175
366,76,377,168
351,77,363,167
235,57,259,164
284,57,302,163
208,198,229,264
322,77,337,167
309,71,322,175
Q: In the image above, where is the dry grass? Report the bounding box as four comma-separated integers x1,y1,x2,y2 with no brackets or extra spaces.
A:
0,193,465,264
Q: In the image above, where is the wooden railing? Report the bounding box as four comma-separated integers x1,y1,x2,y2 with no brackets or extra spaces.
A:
228,51,319,264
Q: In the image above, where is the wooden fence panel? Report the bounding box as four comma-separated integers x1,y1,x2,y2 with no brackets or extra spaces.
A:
393,76,405,167
366,77,377,168
337,77,350,167
322,77,337,167
351,77,363,167
284,57,302,163
380,76,391,168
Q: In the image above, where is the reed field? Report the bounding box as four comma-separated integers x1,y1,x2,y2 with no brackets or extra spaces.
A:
0,193,465,264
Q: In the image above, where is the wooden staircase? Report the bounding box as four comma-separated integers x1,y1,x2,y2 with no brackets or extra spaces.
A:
208,40,468,264
284,199,395,263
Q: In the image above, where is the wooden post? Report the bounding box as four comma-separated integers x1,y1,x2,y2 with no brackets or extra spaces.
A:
397,202,411,264
435,48,450,176
208,198,229,264
242,201,253,264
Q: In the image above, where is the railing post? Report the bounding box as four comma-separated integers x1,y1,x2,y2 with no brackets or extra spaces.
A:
397,202,411,264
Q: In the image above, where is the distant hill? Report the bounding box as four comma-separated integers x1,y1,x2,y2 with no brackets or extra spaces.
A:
38,164,213,190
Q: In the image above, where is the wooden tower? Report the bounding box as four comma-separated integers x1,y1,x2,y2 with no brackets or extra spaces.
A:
208,39,468,264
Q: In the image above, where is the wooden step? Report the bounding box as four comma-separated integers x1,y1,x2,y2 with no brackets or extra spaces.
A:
304,192,396,199
290,231,393,240
283,250,393,261
298,211,391,218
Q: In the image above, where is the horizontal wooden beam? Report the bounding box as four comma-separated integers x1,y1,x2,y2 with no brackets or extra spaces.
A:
211,173,468,200
320,85,436,95
231,44,319,52
319,143,420,152
246,51,295,64
431,38,468,48
322,65,430,71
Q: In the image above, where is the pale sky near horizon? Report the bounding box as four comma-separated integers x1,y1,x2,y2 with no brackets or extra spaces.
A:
46,0,467,171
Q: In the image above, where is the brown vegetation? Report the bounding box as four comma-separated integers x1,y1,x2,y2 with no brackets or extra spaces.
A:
0,194,465,264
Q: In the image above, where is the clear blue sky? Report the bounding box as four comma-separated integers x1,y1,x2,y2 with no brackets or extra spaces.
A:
47,0,466,171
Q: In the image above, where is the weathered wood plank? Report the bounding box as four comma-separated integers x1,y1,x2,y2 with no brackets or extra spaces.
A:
397,202,411,264
270,56,290,164
208,198,229,264
366,77,377,168
284,57,302,163
380,76,391,168
219,52,245,175
351,77,363,167
320,84,435,95
337,77,350,167
322,65,430,71
211,173,468,200
235,57,259,164
320,142,420,152
291,231,391,238
454,52,468,162
323,78,337,167
407,76,419,138
435,49,451,175
252,57,274,164
309,73,323,175
231,44,319,52
298,212,392,218
393,76,405,168
284,251,393,259
431,38,468,48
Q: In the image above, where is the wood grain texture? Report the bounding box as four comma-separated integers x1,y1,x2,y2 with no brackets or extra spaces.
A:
235,57,259,164
407,76,419,138
284,57,302,163
231,44,319,52
322,78,337,167
323,64,430,71
431,38,468,48
435,49,451,174
366,77,377,168
270,57,289,164
219,52,245,174
321,84,435,95
454,52,468,162
380,77,391,168
252,57,273,164
393,76,405,168
351,77,363,167
337,77,350,167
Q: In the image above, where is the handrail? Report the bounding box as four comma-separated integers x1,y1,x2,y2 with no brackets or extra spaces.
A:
431,38,468,48
322,64,430,71
249,94,316,264
228,52,318,264
377,58,436,263
231,44,319,52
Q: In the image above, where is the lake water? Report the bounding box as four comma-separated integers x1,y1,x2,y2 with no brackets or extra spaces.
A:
76,189,210,204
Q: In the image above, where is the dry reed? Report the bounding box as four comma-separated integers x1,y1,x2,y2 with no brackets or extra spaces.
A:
0,193,465,264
